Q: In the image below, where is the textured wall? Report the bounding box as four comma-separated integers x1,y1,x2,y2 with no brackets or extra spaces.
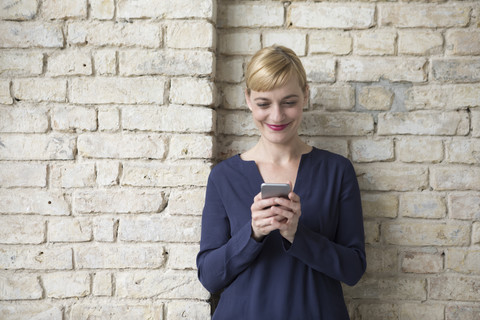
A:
216,1,480,320
1,0,480,319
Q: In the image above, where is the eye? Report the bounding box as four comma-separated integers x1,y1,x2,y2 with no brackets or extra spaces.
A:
256,103,270,108
283,100,298,106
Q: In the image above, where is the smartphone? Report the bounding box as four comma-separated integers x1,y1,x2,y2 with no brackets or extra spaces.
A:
261,183,290,199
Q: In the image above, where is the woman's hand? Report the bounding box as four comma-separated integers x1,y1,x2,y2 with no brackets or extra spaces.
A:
250,184,302,243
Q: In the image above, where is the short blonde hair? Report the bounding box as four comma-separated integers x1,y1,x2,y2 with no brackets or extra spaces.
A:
245,45,307,93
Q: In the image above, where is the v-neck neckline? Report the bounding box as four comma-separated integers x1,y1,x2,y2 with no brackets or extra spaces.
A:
237,147,315,194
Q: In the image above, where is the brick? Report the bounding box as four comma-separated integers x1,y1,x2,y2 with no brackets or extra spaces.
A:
0,21,63,48
474,111,480,137
446,249,480,275
300,112,374,136
0,0,37,20
361,193,398,219
0,80,12,104
358,86,394,111
430,276,480,301
170,78,216,106
431,166,480,191
354,30,396,56
216,135,258,160
0,216,45,244
0,247,73,270
92,49,116,76
221,84,246,109
383,221,470,246
98,107,120,132
398,30,443,55
405,84,480,110
355,164,428,191
0,106,48,133
401,251,443,274
300,57,335,83
117,0,167,19
263,31,306,56
96,161,119,186
365,246,398,274
446,30,480,55
399,193,446,219
93,216,116,242
67,21,161,48
47,50,92,76
69,77,165,104
116,270,208,299
0,162,46,187
379,3,470,28
309,31,352,55
216,57,244,83
73,189,166,214
90,0,114,20
166,301,210,320
310,85,355,111
119,215,201,243
219,32,261,55
344,276,426,300
119,50,214,76
0,274,42,300
399,303,445,320
289,3,375,29
167,21,214,49
0,189,70,215
166,0,214,19
338,58,427,82
71,304,162,319
43,272,90,298
48,218,92,243
0,134,74,160
474,222,480,245
122,105,215,133
378,111,469,136
432,59,480,83
448,193,480,220
166,244,200,270
364,221,380,244
218,2,283,28
0,51,43,76
52,105,96,132
42,0,86,19
351,138,394,163
50,162,96,188
76,245,165,269
396,137,444,163
168,134,214,159
356,304,398,320
446,139,480,164
13,78,66,102
0,303,62,320
92,272,112,296
446,305,480,320
168,188,206,217
121,160,211,187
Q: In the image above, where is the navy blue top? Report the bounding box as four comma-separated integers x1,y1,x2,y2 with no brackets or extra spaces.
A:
197,148,366,320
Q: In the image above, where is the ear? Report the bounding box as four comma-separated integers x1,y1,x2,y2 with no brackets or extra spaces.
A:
245,88,253,111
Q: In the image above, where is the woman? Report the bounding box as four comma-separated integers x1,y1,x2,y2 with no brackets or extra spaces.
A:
197,46,366,319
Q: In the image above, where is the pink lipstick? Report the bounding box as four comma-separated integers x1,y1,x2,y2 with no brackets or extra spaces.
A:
266,123,290,131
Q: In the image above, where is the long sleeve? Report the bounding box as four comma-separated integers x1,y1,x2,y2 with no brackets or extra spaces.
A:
196,175,264,293
285,160,366,286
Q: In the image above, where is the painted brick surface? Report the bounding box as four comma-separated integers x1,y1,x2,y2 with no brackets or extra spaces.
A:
1,0,479,318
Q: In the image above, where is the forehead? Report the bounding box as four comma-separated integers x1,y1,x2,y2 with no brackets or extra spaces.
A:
249,76,304,99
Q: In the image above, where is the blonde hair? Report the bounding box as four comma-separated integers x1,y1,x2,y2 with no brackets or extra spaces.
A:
245,45,307,94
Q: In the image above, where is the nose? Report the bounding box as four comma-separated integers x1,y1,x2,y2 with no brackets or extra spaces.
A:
271,104,284,123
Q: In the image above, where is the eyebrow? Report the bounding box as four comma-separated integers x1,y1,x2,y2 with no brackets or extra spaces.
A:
253,94,300,102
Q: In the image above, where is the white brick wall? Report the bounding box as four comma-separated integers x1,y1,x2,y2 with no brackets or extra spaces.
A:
1,0,479,319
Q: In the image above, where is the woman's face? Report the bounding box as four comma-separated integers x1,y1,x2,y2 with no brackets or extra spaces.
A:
245,76,308,146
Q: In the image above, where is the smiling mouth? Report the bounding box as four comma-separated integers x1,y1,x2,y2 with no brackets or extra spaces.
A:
266,123,290,131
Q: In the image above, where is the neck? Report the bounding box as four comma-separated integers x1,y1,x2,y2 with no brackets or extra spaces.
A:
254,136,310,165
